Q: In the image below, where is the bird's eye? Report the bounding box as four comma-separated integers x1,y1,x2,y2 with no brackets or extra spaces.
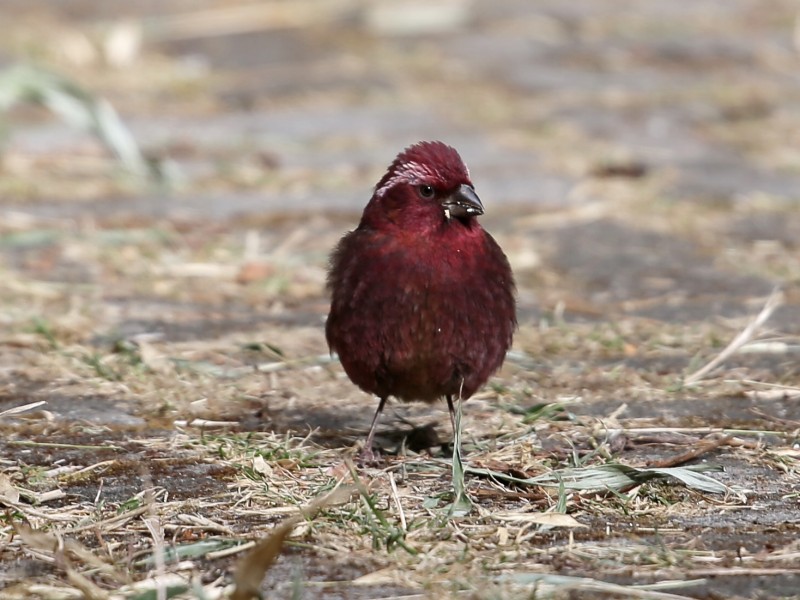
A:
418,185,435,199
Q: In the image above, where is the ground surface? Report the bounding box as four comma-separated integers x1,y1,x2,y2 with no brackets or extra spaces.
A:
1,1,799,599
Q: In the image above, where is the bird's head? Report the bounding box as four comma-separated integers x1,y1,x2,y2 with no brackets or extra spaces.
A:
362,141,484,230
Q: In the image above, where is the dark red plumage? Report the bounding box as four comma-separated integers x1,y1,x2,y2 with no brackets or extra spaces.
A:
326,141,516,460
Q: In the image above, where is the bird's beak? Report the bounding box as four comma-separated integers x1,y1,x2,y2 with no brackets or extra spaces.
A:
442,184,484,219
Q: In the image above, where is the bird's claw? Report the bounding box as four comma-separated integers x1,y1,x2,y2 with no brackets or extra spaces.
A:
356,447,383,466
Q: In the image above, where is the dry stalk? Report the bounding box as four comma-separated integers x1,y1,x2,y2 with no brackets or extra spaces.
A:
684,289,783,386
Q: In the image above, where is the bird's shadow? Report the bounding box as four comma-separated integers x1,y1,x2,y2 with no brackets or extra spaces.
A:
238,395,452,456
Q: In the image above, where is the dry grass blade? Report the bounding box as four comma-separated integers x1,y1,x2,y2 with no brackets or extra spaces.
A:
496,512,586,528
12,523,126,597
684,288,783,386
738,379,800,402
142,516,167,600
13,525,122,581
231,484,356,600
502,573,702,599
0,400,47,418
65,505,149,534
64,569,109,600
388,472,407,531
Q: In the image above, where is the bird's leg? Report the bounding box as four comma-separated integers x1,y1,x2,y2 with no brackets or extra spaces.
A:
359,396,388,464
446,394,457,435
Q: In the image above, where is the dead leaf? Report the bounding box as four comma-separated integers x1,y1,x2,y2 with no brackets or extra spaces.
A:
0,474,20,504
252,455,272,477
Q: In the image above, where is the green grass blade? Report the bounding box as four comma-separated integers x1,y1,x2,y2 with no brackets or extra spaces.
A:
0,64,166,183
466,462,736,495
448,395,473,517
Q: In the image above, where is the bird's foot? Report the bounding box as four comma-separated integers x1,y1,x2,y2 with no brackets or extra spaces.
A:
356,446,383,466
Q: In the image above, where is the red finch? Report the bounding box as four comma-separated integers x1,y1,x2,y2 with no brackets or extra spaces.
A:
326,141,516,462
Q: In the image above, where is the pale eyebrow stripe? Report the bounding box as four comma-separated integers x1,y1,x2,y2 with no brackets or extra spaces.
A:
375,160,437,197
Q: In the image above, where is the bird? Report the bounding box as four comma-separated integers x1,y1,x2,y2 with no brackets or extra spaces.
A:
325,141,516,462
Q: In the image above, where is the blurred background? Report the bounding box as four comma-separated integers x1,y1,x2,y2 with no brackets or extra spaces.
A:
1,0,799,425
3,1,798,214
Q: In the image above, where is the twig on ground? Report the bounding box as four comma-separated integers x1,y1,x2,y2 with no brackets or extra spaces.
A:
645,435,733,468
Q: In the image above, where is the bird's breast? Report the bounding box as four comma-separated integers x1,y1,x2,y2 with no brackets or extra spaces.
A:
327,225,514,402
